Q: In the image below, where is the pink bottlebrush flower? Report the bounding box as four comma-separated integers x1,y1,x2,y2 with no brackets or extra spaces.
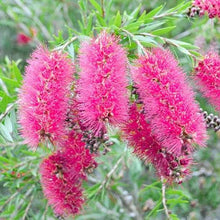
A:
122,104,192,184
40,152,84,217
40,131,97,217
78,31,129,136
17,32,32,45
193,0,220,18
18,47,74,148
194,52,220,112
132,48,207,155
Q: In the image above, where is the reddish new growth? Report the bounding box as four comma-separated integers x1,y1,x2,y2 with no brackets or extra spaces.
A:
132,48,207,155
194,52,220,112
78,31,128,135
122,104,192,184
193,0,220,18
40,131,97,217
17,33,32,45
18,47,73,148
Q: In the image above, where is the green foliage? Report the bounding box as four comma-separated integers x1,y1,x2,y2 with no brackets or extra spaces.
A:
0,58,22,113
0,0,220,219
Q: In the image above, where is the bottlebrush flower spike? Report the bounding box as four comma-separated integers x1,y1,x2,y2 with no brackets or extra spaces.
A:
193,0,220,18
40,152,84,217
132,48,207,155
18,47,73,148
40,131,97,217
122,104,192,184
194,52,220,112
78,31,128,136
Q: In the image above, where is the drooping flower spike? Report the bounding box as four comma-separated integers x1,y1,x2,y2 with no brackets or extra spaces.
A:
132,48,207,156
40,131,97,217
78,31,128,136
18,47,74,148
194,52,220,113
122,104,192,184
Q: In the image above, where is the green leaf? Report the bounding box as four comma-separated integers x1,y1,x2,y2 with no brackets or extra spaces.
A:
166,189,191,199
151,26,176,35
190,50,202,58
138,21,165,33
86,183,101,200
114,11,122,27
124,21,143,33
134,35,158,47
137,10,147,22
4,116,13,134
166,198,189,205
177,46,191,56
0,123,13,142
78,20,85,33
130,4,142,19
170,213,180,220
145,5,164,19
78,0,86,11
0,92,14,112
11,62,22,85
146,198,162,219
0,155,11,164
86,13,94,34
105,0,113,19
167,39,199,50
52,31,64,44
168,1,191,13
67,44,75,60
96,12,106,26
89,0,102,15
0,77,19,95
140,181,161,193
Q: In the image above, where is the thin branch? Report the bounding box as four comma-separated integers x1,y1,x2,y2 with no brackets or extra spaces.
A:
0,103,16,123
22,194,35,220
52,36,78,51
161,177,170,220
96,154,124,195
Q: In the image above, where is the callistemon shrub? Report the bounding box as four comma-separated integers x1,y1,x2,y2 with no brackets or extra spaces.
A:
18,47,73,148
193,0,220,18
77,31,128,136
40,131,97,217
194,52,220,112
132,48,207,156
122,104,192,184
